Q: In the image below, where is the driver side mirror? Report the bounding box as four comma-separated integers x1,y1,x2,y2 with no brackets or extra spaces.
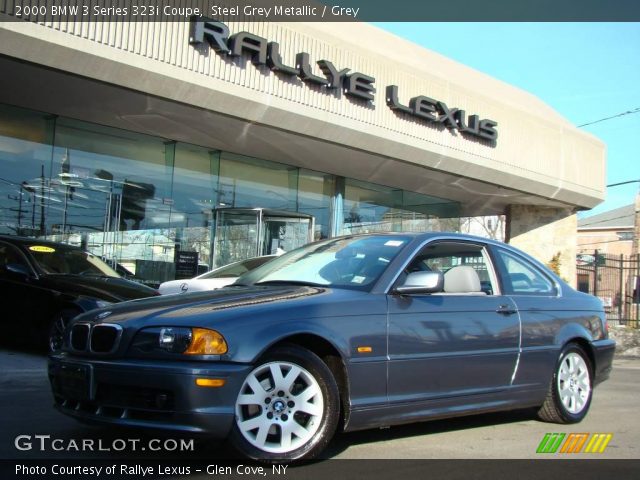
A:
5,262,32,279
394,271,444,294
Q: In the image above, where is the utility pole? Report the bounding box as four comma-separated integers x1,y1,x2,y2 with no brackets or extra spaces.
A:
633,191,640,257
606,180,640,256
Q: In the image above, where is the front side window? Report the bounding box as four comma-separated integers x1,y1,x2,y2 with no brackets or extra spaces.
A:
495,248,557,296
404,241,497,295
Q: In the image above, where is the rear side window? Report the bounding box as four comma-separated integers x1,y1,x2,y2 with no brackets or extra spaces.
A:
495,248,557,296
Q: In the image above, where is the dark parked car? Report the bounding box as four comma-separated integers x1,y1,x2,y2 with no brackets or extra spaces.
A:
0,235,159,351
48,233,615,462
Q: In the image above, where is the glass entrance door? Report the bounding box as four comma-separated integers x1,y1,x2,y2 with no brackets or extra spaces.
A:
212,208,314,268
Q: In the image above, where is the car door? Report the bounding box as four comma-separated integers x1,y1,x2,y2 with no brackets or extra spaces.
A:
387,240,520,404
490,246,564,389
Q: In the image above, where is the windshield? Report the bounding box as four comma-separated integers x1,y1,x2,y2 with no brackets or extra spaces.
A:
236,235,411,291
26,243,119,277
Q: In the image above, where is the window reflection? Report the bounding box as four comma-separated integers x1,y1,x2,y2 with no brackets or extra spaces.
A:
0,103,462,287
344,178,460,234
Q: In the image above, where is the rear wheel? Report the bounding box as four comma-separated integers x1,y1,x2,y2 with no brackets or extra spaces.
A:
538,343,593,423
230,345,340,462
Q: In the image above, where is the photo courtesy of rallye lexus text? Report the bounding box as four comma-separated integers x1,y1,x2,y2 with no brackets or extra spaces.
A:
48,233,615,462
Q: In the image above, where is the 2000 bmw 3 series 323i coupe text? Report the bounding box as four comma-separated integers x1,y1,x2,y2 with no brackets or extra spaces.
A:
48,233,615,462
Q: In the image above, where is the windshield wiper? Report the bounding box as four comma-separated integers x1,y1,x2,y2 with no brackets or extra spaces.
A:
254,280,326,287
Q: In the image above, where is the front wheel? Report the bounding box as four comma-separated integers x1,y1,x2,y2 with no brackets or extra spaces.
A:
538,343,593,423
230,345,340,462
47,309,80,353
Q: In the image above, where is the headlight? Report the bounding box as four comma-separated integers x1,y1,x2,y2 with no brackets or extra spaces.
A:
132,327,227,355
158,327,193,353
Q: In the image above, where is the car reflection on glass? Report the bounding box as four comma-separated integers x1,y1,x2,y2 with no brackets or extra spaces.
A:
49,233,615,462
0,235,158,352
158,255,277,295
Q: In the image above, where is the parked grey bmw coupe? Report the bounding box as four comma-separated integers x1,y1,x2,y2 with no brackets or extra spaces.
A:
48,233,615,462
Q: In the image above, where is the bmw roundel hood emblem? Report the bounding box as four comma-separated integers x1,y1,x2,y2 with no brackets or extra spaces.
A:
96,311,112,320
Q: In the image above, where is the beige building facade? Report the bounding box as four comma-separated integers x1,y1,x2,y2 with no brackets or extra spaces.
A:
0,8,605,284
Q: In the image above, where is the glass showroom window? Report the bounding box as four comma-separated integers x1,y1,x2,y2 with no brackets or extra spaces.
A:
343,178,460,234
51,118,173,283
172,143,221,270
297,169,335,241
0,104,55,237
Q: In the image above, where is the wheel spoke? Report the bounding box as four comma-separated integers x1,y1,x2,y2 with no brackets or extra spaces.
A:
246,374,268,395
297,400,322,416
238,416,263,433
282,365,301,392
568,355,575,374
255,423,271,446
269,364,285,388
280,428,292,450
577,369,589,381
558,369,570,383
279,420,312,450
297,384,321,404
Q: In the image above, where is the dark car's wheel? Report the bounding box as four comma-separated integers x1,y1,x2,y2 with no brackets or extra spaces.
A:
230,345,340,463
47,309,80,353
538,343,593,424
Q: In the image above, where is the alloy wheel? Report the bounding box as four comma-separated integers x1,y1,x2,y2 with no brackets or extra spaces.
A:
557,351,591,414
235,361,324,454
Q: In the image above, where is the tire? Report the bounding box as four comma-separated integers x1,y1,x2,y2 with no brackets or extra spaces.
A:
47,308,81,353
537,343,593,424
230,344,340,463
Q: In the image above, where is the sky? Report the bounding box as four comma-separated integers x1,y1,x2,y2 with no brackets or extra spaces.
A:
374,23,640,219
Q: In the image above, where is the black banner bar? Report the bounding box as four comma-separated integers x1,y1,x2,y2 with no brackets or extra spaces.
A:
2,0,640,22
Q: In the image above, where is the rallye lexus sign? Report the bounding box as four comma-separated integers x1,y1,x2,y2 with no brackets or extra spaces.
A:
189,18,498,143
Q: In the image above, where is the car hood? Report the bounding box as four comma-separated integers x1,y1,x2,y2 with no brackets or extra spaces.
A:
78,284,342,328
68,284,379,359
41,274,158,301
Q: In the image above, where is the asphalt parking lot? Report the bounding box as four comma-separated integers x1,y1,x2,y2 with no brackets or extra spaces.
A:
0,347,638,461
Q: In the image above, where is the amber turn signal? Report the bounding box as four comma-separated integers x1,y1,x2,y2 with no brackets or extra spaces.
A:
357,346,372,353
195,378,226,388
184,328,228,355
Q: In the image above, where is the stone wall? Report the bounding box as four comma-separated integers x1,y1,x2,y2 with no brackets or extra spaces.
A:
506,205,577,287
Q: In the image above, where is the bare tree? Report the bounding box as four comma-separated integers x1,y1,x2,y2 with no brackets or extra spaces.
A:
460,215,505,240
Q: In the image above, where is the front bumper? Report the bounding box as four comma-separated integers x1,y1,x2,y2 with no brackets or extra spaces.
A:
48,353,252,438
592,338,616,386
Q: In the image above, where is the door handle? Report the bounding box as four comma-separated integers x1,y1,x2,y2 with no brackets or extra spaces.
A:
496,304,517,315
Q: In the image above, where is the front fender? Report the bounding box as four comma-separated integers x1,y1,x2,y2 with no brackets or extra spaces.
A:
226,317,352,364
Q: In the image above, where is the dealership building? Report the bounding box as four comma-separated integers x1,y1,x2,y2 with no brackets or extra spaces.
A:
0,11,605,283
